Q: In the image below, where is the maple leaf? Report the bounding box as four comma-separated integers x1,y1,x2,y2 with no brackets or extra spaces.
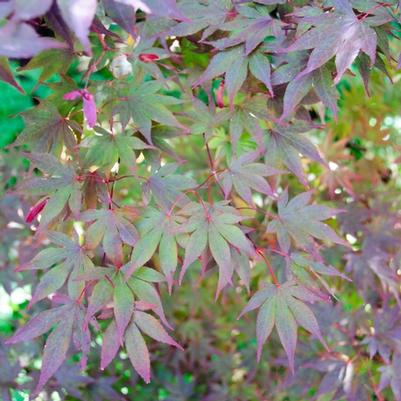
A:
122,206,185,290
193,46,274,105
264,123,326,185
239,280,329,371
13,103,77,155
179,201,255,296
286,1,378,84
280,65,338,120
18,153,83,227
266,190,347,253
81,208,139,267
6,300,89,395
142,163,196,209
229,95,270,150
18,48,73,83
166,0,232,39
207,4,283,56
220,151,279,205
94,269,181,382
112,80,186,144
86,266,169,329
187,98,231,140
18,231,96,304
125,311,182,383
81,127,151,171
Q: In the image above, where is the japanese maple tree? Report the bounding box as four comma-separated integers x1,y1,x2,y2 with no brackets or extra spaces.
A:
1,0,401,400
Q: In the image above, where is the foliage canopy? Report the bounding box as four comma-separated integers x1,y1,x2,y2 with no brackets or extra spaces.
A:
1,0,401,400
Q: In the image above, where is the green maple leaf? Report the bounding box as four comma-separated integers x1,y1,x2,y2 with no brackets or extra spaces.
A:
122,206,185,291
81,127,152,170
267,190,347,253
229,94,269,151
187,98,230,140
80,208,139,267
112,80,186,144
193,45,273,105
239,280,329,372
179,201,255,296
18,48,73,83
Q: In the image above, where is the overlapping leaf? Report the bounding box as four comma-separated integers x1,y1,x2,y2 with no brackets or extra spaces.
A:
267,190,347,253
6,300,89,395
18,153,82,226
265,123,326,185
220,151,278,205
81,127,151,170
81,208,139,266
122,206,185,290
19,231,96,303
179,201,255,295
142,164,196,209
193,46,274,104
112,80,186,143
285,1,379,83
13,103,78,155
207,4,283,56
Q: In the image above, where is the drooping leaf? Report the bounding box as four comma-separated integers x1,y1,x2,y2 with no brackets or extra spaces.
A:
240,281,328,372
134,311,182,349
101,320,120,370
125,321,151,383
113,271,135,341
34,306,75,394
179,201,254,295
